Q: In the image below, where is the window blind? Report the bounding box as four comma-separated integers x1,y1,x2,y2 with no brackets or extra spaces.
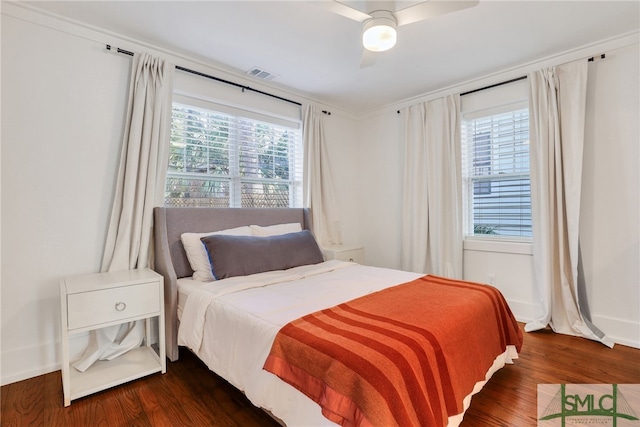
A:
461,107,531,238
165,102,303,208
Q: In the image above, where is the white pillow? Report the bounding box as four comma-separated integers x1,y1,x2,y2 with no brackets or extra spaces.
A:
250,222,302,237
181,226,252,282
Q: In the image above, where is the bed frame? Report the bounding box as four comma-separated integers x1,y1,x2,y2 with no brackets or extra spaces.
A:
153,207,312,362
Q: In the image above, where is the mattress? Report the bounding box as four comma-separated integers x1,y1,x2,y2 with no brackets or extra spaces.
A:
178,260,518,426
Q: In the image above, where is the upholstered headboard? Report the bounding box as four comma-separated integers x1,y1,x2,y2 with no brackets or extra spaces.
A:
153,207,312,361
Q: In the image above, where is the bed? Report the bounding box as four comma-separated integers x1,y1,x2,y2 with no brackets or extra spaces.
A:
153,207,523,427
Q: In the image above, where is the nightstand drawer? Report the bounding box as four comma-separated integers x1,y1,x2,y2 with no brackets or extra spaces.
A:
67,282,160,330
333,249,364,263
322,245,365,264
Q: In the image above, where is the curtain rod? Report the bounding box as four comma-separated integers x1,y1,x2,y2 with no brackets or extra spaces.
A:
397,53,607,113
106,45,302,108
460,75,527,97
460,53,605,97
395,75,529,113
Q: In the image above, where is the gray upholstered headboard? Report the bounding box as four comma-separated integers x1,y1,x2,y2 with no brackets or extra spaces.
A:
153,207,312,361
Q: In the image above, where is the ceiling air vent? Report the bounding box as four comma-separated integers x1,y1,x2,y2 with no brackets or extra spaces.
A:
246,67,277,81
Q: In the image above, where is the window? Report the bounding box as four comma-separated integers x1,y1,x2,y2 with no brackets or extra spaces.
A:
461,81,531,239
165,102,303,208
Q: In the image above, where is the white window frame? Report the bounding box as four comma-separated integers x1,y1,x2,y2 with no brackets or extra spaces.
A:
461,79,531,241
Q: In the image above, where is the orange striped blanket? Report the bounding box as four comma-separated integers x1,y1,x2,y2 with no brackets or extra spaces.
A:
263,275,523,427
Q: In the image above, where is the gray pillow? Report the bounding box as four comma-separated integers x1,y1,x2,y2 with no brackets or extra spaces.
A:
201,230,324,279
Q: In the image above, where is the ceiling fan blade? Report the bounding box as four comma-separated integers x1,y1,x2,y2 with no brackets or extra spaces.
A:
322,1,372,22
360,49,377,68
394,0,479,26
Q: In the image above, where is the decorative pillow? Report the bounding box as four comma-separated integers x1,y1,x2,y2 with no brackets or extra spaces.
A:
201,230,324,280
250,222,302,237
181,226,252,282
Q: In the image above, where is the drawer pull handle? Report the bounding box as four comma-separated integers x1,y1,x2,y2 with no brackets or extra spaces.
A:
115,302,126,312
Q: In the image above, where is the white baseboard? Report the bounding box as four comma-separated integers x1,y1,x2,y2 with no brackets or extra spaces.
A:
499,299,639,349
2,324,161,386
591,314,640,349
2,343,59,386
506,298,538,324
1,333,88,386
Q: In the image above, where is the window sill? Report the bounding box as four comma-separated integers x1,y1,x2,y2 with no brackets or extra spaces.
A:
463,238,532,255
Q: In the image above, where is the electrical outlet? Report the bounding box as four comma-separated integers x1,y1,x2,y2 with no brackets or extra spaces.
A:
488,275,496,285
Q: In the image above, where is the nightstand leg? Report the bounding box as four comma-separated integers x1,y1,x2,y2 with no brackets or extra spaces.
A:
60,282,71,406
145,318,151,347
61,332,71,406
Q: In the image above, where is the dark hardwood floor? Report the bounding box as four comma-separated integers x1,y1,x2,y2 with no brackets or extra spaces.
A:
2,325,639,426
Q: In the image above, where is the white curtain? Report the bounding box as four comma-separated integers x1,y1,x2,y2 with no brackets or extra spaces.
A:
400,95,463,278
74,52,175,371
303,104,342,246
525,59,613,347
102,52,174,272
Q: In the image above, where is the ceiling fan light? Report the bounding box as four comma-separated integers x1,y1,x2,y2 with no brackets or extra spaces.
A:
362,12,397,52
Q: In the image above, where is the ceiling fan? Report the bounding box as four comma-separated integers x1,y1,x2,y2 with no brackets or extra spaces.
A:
320,0,479,67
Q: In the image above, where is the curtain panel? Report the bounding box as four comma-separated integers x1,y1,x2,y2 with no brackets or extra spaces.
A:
73,52,175,372
525,59,612,347
102,52,174,272
400,95,463,278
303,104,342,246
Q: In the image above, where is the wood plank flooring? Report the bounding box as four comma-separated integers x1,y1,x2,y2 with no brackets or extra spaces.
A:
2,325,639,426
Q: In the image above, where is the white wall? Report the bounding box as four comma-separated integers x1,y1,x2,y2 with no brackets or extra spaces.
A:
356,39,640,348
356,110,405,269
462,241,536,322
2,8,130,384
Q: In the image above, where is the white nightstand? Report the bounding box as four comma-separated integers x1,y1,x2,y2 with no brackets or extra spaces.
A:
322,245,365,264
60,268,165,406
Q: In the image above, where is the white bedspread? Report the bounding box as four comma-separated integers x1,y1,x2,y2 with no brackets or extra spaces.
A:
177,261,516,426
